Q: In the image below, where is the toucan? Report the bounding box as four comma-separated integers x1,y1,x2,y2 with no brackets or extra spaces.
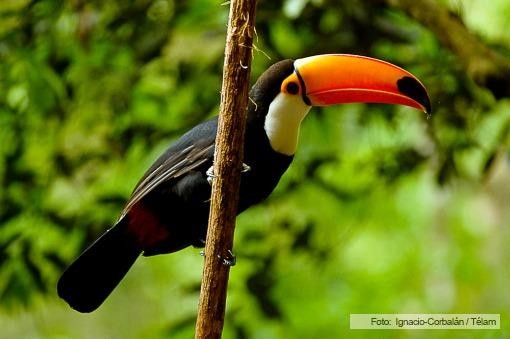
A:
57,54,431,312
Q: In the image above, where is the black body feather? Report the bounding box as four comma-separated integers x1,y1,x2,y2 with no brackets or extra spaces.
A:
57,60,296,312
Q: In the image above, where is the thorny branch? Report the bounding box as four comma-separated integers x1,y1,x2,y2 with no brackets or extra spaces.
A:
194,0,258,338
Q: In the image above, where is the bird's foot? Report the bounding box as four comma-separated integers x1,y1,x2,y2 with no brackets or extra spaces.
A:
241,163,251,173
218,249,236,266
206,163,251,185
206,166,215,185
200,249,236,266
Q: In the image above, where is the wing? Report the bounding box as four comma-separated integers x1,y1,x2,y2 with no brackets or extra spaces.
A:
120,119,218,219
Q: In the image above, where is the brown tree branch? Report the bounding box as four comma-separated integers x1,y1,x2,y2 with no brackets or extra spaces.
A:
194,0,257,338
386,0,510,99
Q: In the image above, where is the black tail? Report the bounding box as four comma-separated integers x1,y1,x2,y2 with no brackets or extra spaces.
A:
57,218,141,313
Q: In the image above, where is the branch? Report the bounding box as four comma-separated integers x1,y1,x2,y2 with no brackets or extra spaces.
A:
386,0,510,99
194,0,257,338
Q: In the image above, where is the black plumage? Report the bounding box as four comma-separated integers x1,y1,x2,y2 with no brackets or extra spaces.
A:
57,54,431,313
57,60,296,312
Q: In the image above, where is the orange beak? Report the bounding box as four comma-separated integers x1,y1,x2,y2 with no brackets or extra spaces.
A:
282,54,431,113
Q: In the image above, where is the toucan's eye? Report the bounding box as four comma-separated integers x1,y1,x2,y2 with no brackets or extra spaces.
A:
286,82,300,95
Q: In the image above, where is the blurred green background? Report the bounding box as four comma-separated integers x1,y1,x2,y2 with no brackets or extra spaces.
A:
1,0,510,338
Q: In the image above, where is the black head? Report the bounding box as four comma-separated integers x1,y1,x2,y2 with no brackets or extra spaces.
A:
245,54,432,156
248,59,295,120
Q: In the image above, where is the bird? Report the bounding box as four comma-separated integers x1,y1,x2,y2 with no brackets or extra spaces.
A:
57,54,431,312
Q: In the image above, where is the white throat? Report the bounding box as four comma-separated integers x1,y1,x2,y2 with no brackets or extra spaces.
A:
264,93,311,156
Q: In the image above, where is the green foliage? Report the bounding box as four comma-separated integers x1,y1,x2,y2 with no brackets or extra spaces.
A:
1,0,510,338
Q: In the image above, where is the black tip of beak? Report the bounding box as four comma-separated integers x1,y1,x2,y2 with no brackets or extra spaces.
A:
397,76,432,114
